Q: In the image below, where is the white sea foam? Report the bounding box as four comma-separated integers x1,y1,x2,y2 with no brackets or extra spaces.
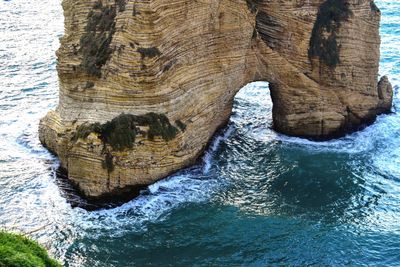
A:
1,0,400,265
276,85,400,155
74,122,238,235
202,125,235,174
66,173,220,237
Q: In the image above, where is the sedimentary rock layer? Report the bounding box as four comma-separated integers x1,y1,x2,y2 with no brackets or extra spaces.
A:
40,0,392,198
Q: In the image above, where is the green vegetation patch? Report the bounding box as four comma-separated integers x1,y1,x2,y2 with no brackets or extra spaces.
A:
72,113,181,151
80,1,118,77
72,122,103,142
0,231,61,267
141,113,179,142
308,0,352,68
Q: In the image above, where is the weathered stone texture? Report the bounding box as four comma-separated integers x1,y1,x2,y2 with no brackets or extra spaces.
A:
40,0,392,198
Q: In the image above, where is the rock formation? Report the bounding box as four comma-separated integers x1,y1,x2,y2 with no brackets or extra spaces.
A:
39,0,393,199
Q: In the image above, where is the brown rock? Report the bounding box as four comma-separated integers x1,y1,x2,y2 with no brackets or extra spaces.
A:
39,0,392,199
377,75,394,111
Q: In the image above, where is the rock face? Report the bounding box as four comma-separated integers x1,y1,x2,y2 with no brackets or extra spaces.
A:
40,0,393,199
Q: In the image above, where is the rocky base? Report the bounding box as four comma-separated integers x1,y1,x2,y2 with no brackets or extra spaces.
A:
55,167,146,210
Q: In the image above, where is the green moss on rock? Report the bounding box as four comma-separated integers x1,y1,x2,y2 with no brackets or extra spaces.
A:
308,0,352,68
72,113,179,151
80,1,116,77
141,113,178,141
71,122,103,142
100,114,138,150
0,231,61,267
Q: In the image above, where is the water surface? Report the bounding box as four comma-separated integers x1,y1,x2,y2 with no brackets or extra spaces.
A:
0,0,399,266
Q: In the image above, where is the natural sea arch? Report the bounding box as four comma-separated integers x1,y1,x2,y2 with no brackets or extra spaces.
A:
231,82,273,138
39,0,392,199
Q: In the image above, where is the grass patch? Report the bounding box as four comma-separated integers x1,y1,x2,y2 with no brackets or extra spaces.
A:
308,0,352,68
0,231,61,267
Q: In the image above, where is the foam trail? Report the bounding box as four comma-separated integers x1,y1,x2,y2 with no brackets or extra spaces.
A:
202,125,235,174
276,85,399,154
66,109,244,236
276,113,396,154
72,170,222,237
71,125,238,235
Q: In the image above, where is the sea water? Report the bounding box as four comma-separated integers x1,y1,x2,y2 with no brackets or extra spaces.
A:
0,0,399,266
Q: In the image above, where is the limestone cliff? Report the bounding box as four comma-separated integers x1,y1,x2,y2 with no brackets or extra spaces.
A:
39,0,393,199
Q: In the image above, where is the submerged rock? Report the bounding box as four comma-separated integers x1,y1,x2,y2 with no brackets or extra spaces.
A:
39,0,392,199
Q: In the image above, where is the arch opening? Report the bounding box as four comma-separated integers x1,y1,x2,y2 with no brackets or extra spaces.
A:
229,81,275,142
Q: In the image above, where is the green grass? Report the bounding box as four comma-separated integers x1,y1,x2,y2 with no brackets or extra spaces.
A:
0,231,61,267
308,0,352,68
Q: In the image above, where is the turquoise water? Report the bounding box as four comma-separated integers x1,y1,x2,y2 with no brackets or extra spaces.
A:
1,0,400,266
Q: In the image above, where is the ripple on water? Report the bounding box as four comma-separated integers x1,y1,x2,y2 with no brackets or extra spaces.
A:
0,0,400,266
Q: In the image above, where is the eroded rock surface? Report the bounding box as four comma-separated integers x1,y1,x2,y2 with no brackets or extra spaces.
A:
40,0,392,199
